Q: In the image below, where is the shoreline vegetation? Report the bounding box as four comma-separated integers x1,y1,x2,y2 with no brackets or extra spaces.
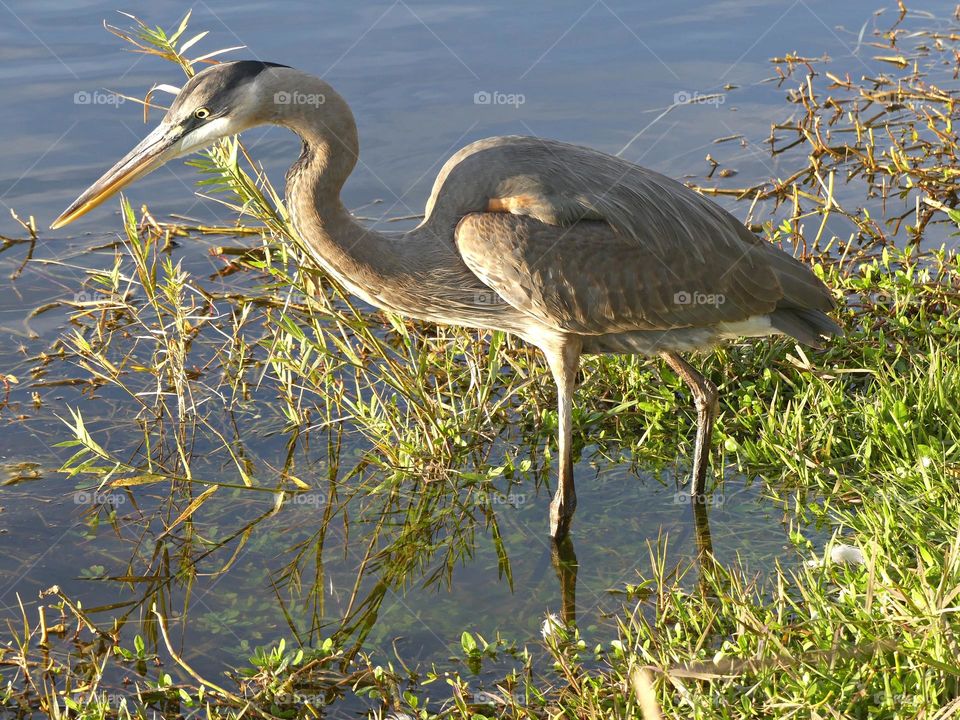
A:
4,4,960,718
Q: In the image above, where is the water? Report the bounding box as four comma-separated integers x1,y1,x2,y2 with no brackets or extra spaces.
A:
0,0,904,713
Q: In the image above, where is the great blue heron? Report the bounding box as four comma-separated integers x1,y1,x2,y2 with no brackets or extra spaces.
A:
51,61,840,540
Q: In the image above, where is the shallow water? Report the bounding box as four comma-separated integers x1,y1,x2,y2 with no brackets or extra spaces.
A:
0,0,922,712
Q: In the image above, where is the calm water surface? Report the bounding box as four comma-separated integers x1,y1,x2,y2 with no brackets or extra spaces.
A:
0,0,912,711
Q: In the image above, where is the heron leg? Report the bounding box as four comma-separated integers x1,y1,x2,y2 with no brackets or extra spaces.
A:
545,340,581,540
660,351,718,497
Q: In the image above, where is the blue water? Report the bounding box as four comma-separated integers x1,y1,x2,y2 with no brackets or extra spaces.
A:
0,0,913,712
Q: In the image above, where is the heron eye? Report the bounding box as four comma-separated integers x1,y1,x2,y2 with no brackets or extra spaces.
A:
194,107,211,120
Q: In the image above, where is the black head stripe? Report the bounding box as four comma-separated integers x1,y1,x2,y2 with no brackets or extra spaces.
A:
169,60,293,117
218,60,292,83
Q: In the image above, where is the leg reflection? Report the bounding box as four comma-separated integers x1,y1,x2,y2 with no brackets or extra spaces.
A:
551,535,578,626
692,500,716,594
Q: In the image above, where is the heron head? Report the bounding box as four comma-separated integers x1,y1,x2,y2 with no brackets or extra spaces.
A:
51,60,291,229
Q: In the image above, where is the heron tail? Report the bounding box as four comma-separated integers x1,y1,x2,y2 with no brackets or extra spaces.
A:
756,242,842,349
769,306,842,349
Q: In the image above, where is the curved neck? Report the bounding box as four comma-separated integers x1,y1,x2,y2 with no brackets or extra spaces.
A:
262,71,507,330
275,74,358,207
268,72,399,307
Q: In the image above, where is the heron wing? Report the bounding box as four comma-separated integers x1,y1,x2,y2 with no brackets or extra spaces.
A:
456,213,774,333
437,137,833,335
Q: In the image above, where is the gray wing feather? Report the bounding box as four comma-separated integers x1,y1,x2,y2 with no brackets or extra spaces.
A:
427,136,836,335
456,213,784,334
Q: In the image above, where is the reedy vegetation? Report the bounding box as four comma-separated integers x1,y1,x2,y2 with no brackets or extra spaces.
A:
4,5,960,718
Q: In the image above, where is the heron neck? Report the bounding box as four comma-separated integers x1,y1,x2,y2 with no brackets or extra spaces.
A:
275,77,399,308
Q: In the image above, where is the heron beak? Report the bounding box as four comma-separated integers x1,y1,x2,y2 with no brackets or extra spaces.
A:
50,122,185,230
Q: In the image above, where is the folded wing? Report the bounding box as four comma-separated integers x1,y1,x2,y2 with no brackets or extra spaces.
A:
431,137,835,339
